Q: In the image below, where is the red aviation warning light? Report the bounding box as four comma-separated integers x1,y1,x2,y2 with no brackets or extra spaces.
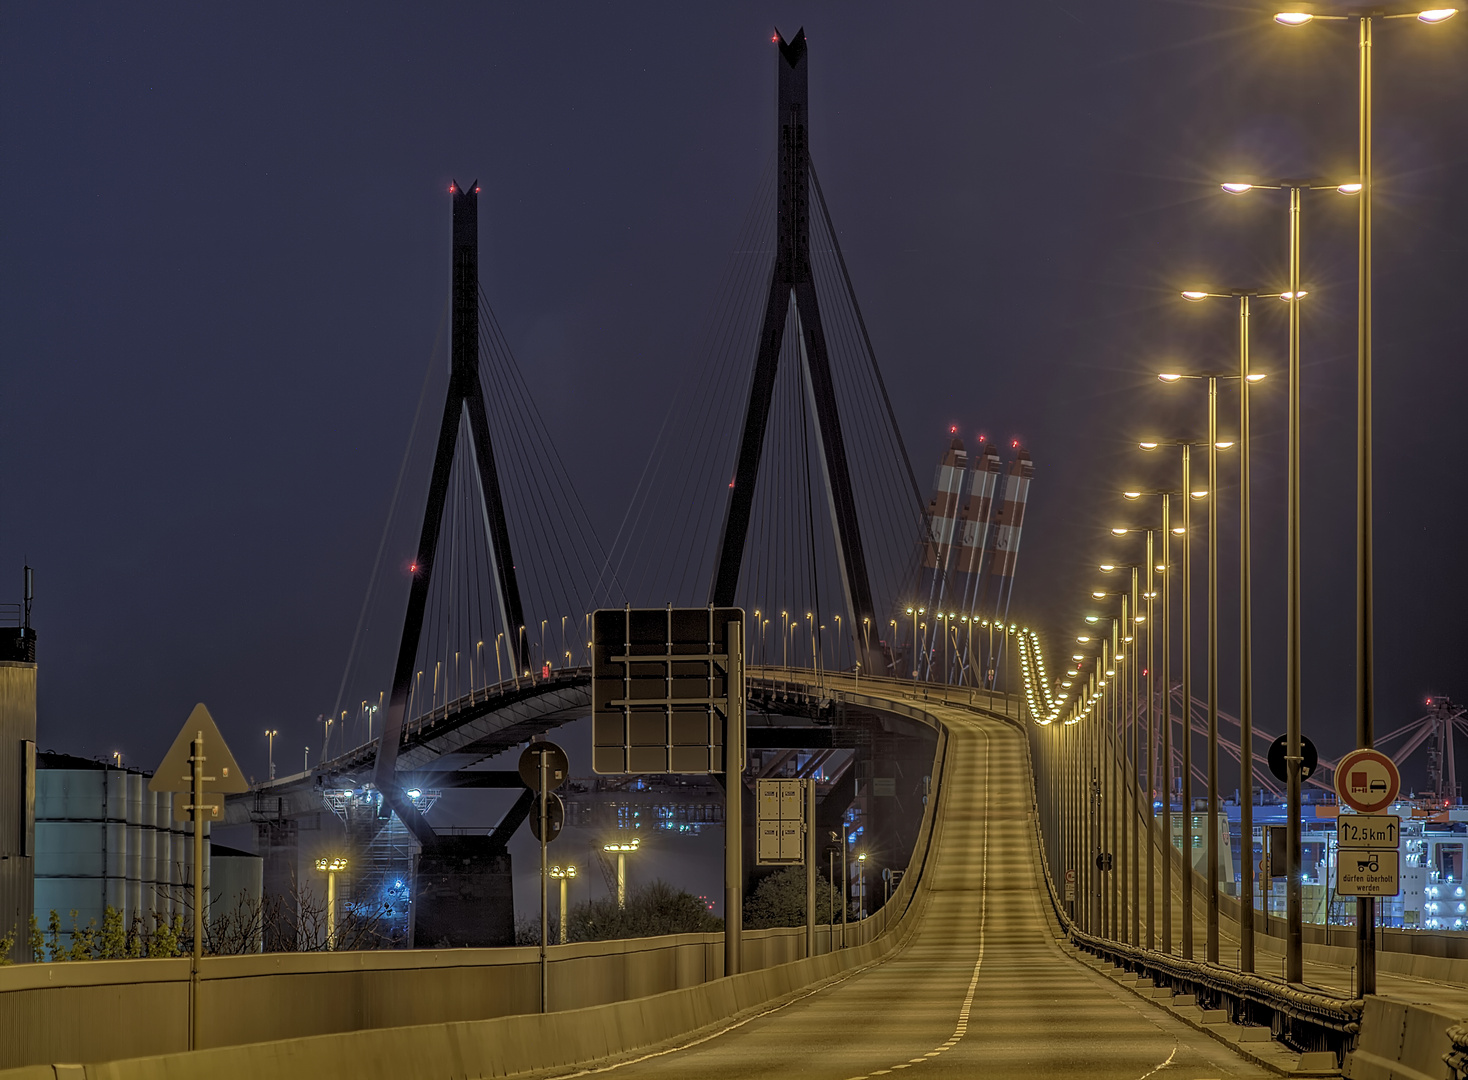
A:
949,424,958,434
409,562,419,573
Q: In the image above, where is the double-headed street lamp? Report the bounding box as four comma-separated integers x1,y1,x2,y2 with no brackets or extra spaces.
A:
1117,495,1176,951
1175,294,1279,972
1273,4,1458,994
1139,438,1225,959
1155,372,1259,965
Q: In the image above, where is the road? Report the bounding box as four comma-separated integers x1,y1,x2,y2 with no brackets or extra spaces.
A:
535,706,1269,1080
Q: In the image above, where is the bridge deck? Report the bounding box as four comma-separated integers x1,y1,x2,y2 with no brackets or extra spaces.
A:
529,704,1271,1080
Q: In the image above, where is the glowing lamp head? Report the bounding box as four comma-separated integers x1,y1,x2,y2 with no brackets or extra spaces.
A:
1279,290,1309,301
1092,591,1106,599
1221,182,1253,194
1191,489,1209,498
1138,441,1159,451
1157,373,1183,383
1123,491,1141,500
1085,616,1099,623
1099,563,1117,571
1246,372,1267,382
1274,11,1314,24
1181,291,1209,302
1418,8,1458,21
1337,182,1363,194
1215,440,1235,450
1172,525,1187,534
1110,527,1127,536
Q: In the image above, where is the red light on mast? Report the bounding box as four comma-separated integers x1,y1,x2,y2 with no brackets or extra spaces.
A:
949,424,957,434
409,562,419,573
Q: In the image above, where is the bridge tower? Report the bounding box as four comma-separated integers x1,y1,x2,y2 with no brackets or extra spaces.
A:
372,182,530,843
710,29,880,672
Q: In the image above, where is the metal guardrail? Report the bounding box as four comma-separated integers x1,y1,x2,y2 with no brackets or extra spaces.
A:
1023,742,1363,1064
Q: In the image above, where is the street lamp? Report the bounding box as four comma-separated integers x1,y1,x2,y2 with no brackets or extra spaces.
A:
603,837,640,910
265,728,278,781
1154,373,1256,964
315,856,349,949
857,852,868,920
1273,3,1457,995
549,865,577,944
1114,501,1175,951
1170,295,1283,971
1139,439,1225,959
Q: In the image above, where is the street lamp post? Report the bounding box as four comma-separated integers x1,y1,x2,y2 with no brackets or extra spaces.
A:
857,852,868,920
265,728,278,781
1153,380,1250,962
1273,3,1457,993
549,865,576,944
1115,502,1172,952
1140,439,1226,958
315,856,348,949
603,838,640,910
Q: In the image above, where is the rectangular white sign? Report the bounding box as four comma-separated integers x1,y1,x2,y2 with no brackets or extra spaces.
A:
1337,848,1400,897
755,779,805,866
1336,814,1400,850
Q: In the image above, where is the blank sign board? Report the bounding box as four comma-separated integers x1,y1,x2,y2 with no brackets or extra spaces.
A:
591,607,743,775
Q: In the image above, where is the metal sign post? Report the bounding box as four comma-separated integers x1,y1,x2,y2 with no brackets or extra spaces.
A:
1334,748,1401,996
806,778,816,959
148,704,245,1052
725,616,744,977
519,741,568,1013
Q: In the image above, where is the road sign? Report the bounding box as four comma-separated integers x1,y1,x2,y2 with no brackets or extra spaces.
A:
529,793,565,843
151,703,247,796
590,607,742,774
1267,824,1287,877
1267,733,1318,784
1064,868,1076,902
1337,814,1400,850
150,703,247,821
1096,852,1113,872
1334,748,1401,814
756,778,805,865
519,742,569,793
1337,848,1400,897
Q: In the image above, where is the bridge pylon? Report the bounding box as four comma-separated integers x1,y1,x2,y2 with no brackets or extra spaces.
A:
372,182,529,844
710,29,881,673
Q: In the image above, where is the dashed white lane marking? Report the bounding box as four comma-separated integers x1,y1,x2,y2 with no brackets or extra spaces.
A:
1135,1045,1178,1079
844,714,992,1080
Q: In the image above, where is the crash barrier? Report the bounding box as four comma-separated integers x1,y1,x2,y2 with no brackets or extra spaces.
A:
1446,1019,1468,1080
1021,739,1363,1066
0,675,957,1077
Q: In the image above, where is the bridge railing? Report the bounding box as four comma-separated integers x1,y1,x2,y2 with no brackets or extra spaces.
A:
1016,723,1364,1065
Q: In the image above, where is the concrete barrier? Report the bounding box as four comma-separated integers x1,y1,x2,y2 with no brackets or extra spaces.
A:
1345,996,1459,1080
0,680,956,1077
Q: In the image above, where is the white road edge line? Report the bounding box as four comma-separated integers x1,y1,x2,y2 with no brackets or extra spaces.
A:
1135,1044,1178,1080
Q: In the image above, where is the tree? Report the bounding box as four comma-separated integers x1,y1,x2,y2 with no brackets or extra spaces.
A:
743,866,838,929
568,880,723,942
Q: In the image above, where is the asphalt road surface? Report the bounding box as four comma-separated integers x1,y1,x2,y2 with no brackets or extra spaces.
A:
539,707,1269,1080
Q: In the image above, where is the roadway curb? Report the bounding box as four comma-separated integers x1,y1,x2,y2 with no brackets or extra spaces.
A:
1061,944,1342,1078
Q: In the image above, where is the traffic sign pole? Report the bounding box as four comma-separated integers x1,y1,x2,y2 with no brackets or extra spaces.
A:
1331,746,1401,997
190,734,204,1051
724,617,744,977
540,749,549,1013
805,778,816,959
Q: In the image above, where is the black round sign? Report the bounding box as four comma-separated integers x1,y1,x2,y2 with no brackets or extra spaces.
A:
518,741,569,793
1267,734,1318,784
529,792,565,843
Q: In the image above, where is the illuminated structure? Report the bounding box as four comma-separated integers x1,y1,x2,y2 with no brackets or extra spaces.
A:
914,432,1035,682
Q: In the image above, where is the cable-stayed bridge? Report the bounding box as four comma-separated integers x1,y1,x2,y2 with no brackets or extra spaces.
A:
7,28,1468,1080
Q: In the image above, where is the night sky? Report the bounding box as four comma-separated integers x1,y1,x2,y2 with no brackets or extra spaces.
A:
3,3,1465,794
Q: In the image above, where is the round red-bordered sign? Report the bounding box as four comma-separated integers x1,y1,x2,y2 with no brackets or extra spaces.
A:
1333,748,1401,814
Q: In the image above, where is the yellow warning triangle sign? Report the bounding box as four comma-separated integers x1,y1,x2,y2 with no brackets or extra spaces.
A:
148,703,249,795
